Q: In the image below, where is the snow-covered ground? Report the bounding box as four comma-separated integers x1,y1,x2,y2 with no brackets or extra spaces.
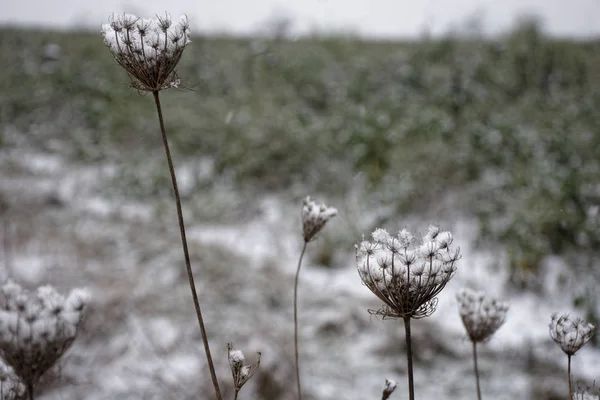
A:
1,149,598,399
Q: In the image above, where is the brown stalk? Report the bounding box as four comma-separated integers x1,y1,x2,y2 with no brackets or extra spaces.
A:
152,90,222,400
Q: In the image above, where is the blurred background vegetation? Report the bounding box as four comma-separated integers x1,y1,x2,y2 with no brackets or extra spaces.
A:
1,18,599,293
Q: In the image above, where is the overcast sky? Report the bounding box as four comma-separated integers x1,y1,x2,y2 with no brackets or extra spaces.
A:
2,0,599,38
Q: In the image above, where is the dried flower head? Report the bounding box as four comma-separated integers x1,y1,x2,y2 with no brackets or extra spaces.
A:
301,196,338,243
549,314,595,356
356,225,460,319
0,281,88,390
227,343,261,392
381,378,398,400
101,13,191,92
457,288,509,343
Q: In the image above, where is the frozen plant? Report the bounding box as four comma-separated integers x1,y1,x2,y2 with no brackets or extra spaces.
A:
101,13,190,92
0,364,25,400
356,225,460,400
549,314,595,398
381,378,397,400
227,343,261,400
294,196,337,400
301,196,338,243
0,281,88,400
102,13,223,400
457,288,509,400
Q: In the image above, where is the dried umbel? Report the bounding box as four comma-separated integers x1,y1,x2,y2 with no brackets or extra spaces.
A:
0,281,88,394
227,343,261,398
101,13,191,92
356,225,460,319
301,196,338,243
381,378,398,400
549,314,595,356
457,288,509,343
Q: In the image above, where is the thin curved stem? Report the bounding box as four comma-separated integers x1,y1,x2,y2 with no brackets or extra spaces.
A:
294,241,308,400
152,91,222,400
403,316,415,400
472,341,482,400
568,354,572,399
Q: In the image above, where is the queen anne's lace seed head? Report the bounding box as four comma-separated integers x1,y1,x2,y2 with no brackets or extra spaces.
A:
457,288,509,343
0,281,89,390
301,196,338,243
227,343,261,392
101,13,191,92
356,226,460,320
549,313,595,356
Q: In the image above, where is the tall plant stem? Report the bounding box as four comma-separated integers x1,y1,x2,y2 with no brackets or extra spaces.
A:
403,316,415,400
152,91,222,400
472,341,482,400
567,354,572,399
27,383,33,400
294,241,308,400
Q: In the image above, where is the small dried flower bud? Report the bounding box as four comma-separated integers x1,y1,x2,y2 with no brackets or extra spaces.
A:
227,343,261,392
549,313,595,356
301,196,338,243
457,288,508,343
381,378,398,400
228,347,245,374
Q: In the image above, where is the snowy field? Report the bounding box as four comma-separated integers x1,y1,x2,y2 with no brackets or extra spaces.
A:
1,24,600,399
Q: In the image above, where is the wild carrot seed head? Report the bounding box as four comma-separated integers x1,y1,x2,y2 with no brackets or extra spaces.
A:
549,313,595,356
101,13,191,92
457,288,509,343
356,226,460,320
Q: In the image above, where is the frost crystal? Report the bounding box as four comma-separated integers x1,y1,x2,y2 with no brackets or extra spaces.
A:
381,378,398,400
301,196,338,242
101,13,191,92
457,288,508,343
227,343,261,392
0,281,88,390
356,226,460,319
549,313,595,356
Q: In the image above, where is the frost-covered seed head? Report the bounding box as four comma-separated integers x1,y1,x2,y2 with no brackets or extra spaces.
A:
0,281,88,389
457,288,508,343
549,313,595,356
356,226,460,320
227,343,261,392
381,378,398,400
101,13,191,92
301,196,337,243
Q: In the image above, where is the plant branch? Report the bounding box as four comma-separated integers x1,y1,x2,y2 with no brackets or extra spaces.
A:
294,241,308,400
404,316,415,400
472,341,482,400
152,91,222,400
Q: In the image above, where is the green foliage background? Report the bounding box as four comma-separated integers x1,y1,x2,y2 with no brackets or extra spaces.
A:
1,20,599,288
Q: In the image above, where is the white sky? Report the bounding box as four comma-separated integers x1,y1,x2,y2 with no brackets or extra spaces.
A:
1,0,599,38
